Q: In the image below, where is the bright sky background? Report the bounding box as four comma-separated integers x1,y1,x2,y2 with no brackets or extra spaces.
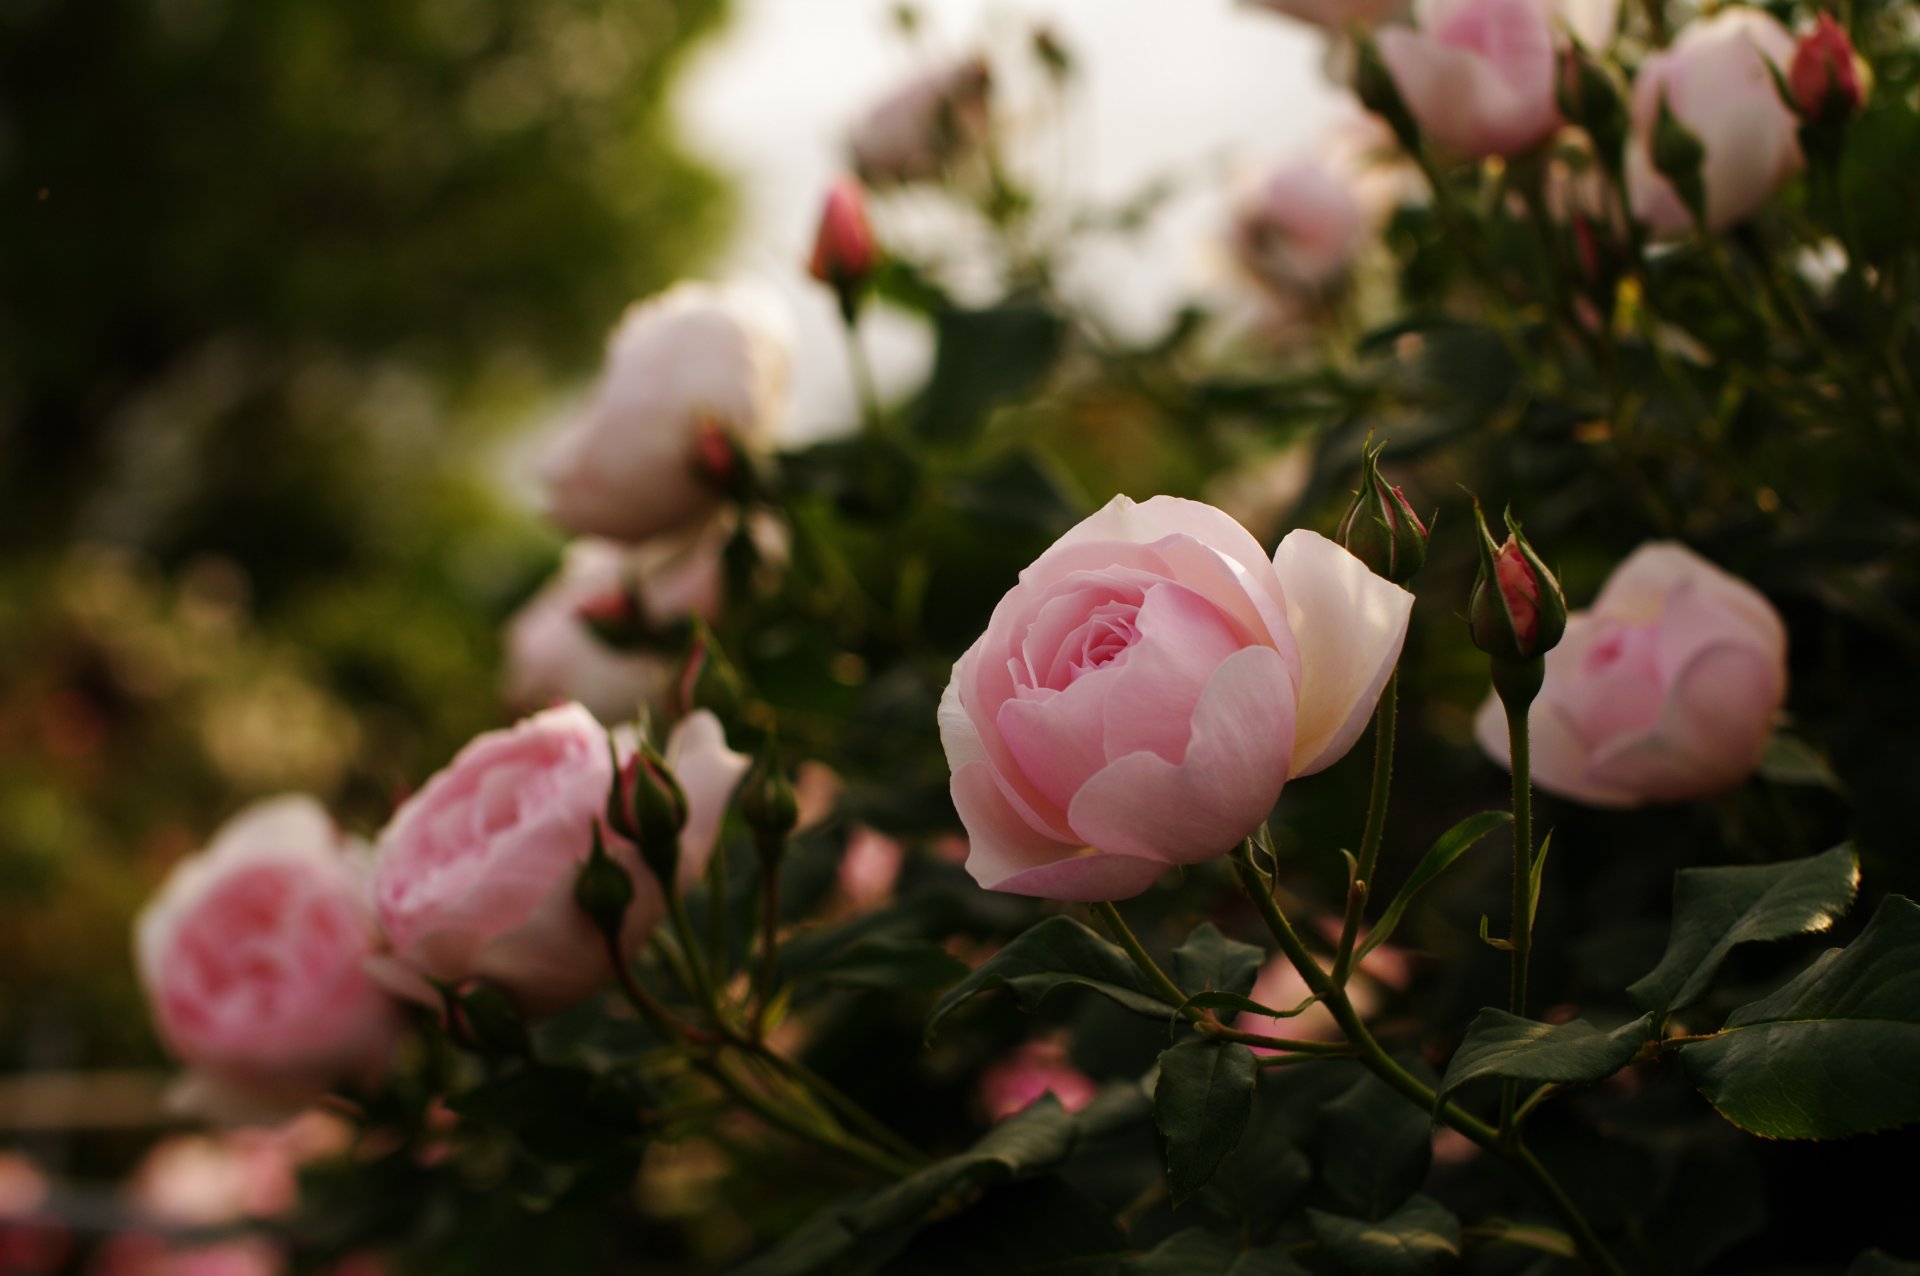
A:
672,0,1345,439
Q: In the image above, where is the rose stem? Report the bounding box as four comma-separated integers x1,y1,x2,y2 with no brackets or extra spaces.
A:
1500,690,1533,1141
1334,670,1397,984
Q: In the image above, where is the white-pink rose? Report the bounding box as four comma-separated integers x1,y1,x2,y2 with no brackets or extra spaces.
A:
1377,0,1561,158
1476,543,1787,807
940,495,1412,901
849,57,992,186
1230,159,1371,298
1625,8,1801,235
134,798,401,1116
369,703,747,1014
540,282,791,544
977,1039,1099,1123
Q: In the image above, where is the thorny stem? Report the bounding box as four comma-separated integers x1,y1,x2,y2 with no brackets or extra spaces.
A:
1501,693,1535,1142
1335,671,1398,984
1226,843,1628,1276
1092,900,1202,1024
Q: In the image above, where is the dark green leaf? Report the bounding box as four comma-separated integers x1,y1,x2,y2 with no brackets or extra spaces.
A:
1173,922,1264,1000
1849,1252,1920,1276
1436,1009,1652,1110
813,937,970,991
1759,731,1846,791
1682,894,1920,1140
1154,1039,1259,1206
1629,845,1861,1015
1318,1072,1432,1219
925,916,1175,1040
1124,1229,1308,1276
913,301,1064,441
1464,1219,1576,1259
1359,811,1511,961
1307,1195,1462,1275
876,1176,1126,1276
1176,989,1312,1023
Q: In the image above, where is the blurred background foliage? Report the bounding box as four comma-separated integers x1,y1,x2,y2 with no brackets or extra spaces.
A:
0,0,727,1069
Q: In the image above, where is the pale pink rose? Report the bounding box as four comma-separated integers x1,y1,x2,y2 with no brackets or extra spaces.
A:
1234,938,1410,1048
1476,543,1788,807
134,799,401,1116
503,526,729,724
370,704,746,1013
540,283,791,543
92,1236,282,1276
835,827,905,914
1624,8,1800,235
128,1133,296,1226
940,495,1412,901
849,58,992,186
1245,0,1402,32
1377,0,1562,158
978,1039,1098,1122
1230,160,1370,298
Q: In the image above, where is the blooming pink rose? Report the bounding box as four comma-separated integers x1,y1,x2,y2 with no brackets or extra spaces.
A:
849,57,992,186
835,827,905,915
978,1039,1099,1123
1476,543,1788,806
1625,8,1800,235
940,495,1412,901
503,527,728,724
134,799,401,1117
540,283,791,544
371,704,746,1013
1377,0,1561,158
1230,159,1370,298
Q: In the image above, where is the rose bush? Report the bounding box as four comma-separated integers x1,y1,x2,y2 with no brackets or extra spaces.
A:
369,703,747,1013
135,798,400,1117
1476,542,1788,806
939,495,1412,900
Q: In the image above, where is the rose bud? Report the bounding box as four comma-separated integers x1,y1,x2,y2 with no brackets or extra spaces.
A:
940,495,1411,901
1788,14,1866,127
850,57,992,186
1624,8,1801,235
503,528,728,726
539,282,791,544
369,704,744,1014
809,176,880,322
1336,439,1429,584
1468,503,1567,667
135,798,402,1119
1374,0,1562,159
1475,543,1787,806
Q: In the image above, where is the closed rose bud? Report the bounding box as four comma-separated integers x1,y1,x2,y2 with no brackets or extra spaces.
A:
1336,439,1429,584
809,177,880,321
850,58,992,186
941,496,1411,901
540,283,791,544
1375,0,1562,159
1476,543,1787,806
1625,8,1801,235
1468,503,1566,664
135,798,401,1118
1789,14,1866,127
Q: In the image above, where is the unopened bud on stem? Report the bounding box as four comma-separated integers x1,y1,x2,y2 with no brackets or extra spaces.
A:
1336,437,1430,584
741,737,800,862
575,822,637,941
1468,500,1566,680
810,176,881,325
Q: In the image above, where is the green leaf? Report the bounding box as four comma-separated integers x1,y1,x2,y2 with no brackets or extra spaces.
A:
1124,1229,1308,1276
1318,1072,1432,1219
1681,894,1920,1140
1173,922,1264,1000
1464,1219,1577,1259
1436,1009,1652,1111
813,937,970,991
1358,811,1511,961
1850,1252,1920,1276
913,301,1064,441
1175,989,1313,1023
1307,1195,1462,1276
1629,844,1861,1016
1526,830,1552,929
925,916,1175,1040
1154,1039,1259,1206
1759,730,1846,791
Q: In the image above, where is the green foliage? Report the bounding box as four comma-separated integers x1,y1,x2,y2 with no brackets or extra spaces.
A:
1171,922,1265,1000
1630,845,1861,1016
1357,810,1511,961
1435,1009,1652,1110
1306,1195,1462,1276
1123,1229,1308,1276
1152,1038,1259,1206
1316,1072,1432,1220
1681,894,1920,1139
925,915,1176,1038
912,301,1066,442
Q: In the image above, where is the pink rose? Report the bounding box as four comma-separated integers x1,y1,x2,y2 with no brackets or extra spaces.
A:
940,495,1412,901
978,1039,1099,1123
1476,543,1788,807
849,57,992,186
1235,935,1412,1047
370,704,747,1013
1377,0,1561,158
134,799,400,1117
540,283,791,544
1230,159,1370,298
835,827,905,915
503,527,728,724
1625,8,1800,235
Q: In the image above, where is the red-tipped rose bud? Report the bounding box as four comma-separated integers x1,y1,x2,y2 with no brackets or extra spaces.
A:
1336,438,1430,584
809,176,880,323
1788,14,1866,127
615,742,689,889
677,618,747,725
1468,501,1566,670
